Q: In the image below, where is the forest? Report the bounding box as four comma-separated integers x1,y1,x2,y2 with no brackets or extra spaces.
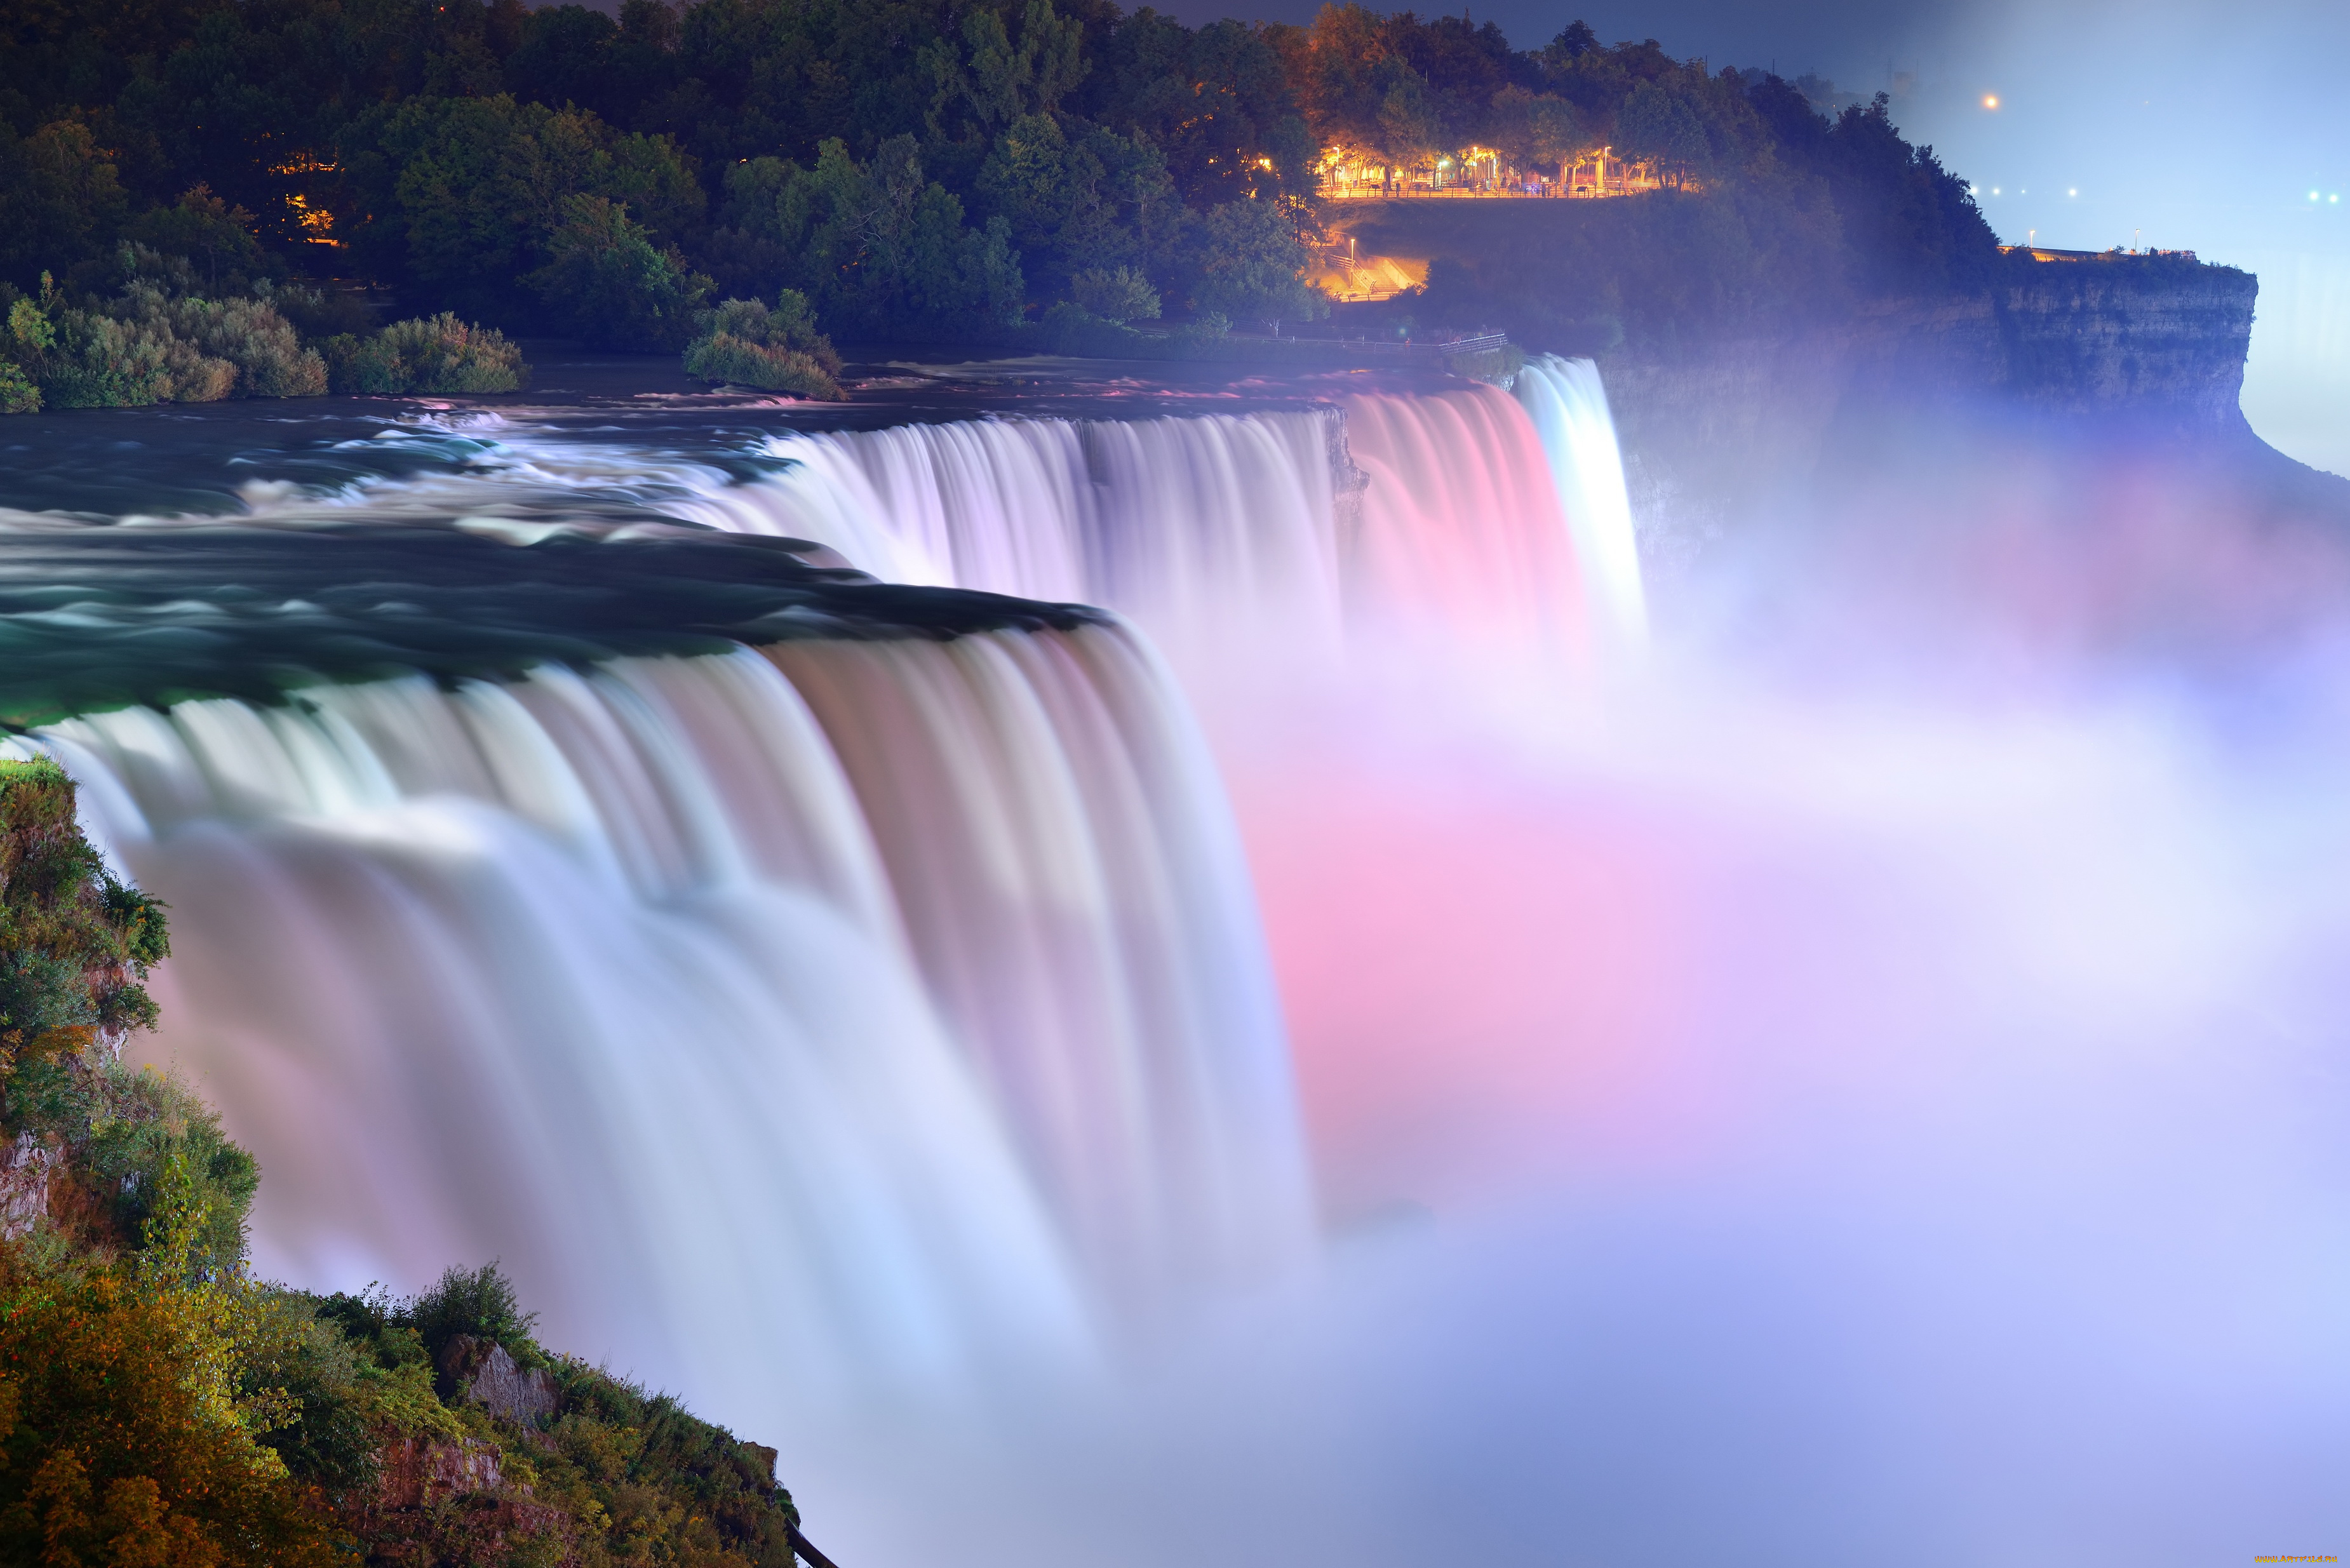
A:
0,0,2003,398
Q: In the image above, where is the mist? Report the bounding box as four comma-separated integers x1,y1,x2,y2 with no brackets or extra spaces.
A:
720,389,2350,1566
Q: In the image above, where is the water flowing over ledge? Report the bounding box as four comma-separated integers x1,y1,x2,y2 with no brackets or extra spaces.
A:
0,356,1642,1422
18,625,1305,1408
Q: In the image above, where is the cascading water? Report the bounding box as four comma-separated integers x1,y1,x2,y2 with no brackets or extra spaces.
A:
1513,356,1648,650
11,594,1305,1413
598,358,1637,660
0,361,1655,1549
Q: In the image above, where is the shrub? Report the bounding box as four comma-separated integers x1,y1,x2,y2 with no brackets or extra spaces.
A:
112,283,326,398
1038,300,1143,356
1071,265,1162,323
410,1260,541,1367
0,1271,346,1567
0,757,167,1071
0,762,339,1565
683,290,845,398
0,362,35,413
321,312,528,396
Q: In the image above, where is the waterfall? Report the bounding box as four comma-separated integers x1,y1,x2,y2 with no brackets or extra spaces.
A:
0,362,1644,1419
21,620,1305,1414
646,367,1639,661
1513,356,1648,650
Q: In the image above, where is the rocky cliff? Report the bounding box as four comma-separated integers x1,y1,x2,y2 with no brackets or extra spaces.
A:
1594,257,2295,566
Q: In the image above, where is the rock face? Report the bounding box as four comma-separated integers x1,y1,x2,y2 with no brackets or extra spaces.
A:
1595,258,2273,560
0,1132,59,1240
343,1435,574,1565
437,1334,561,1429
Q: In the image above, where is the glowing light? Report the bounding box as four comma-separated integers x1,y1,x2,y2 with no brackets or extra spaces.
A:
1982,93,2000,109
2067,188,2078,197
2313,191,2322,201
1992,187,2002,196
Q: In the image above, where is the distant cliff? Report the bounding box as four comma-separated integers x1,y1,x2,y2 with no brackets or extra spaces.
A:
1594,256,2276,564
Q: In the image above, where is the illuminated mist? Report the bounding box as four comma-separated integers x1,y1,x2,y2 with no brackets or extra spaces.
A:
779,382,2350,1565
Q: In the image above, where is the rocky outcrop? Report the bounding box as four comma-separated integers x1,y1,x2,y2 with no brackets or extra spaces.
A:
1595,258,2274,562
436,1335,560,1430
0,1132,60,1240
342,1435,574,1567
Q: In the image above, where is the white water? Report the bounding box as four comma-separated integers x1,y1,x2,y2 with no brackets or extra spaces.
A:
252,357,1641,668
22,622,1306,1410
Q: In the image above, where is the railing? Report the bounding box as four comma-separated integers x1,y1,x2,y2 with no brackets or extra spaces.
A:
1306,333,1510,363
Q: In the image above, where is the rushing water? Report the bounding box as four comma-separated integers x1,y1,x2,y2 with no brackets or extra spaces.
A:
0,352,1623,1397
6,351,2346,1565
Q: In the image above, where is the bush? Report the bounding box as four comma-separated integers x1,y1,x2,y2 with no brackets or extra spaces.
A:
409,1260,540,1367
682,290,845,398
0,756,167,1071
112,283,326,398
0,1271,346,1567
321,312,528,396
0,361,35,413
1038,300,1144,355
1071,265,1162,323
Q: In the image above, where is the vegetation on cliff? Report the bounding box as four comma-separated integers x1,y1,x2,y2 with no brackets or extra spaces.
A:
0,756,809,1566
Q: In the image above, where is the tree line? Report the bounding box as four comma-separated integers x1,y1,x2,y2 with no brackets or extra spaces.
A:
0,0,2003,357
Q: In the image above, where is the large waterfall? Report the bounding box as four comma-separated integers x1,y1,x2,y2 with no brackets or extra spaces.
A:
2,354,1640,1426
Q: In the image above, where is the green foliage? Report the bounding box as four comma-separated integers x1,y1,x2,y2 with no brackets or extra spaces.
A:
0,0,2041,369
0,122,131,292
112,282,328,397
410,1261,542,1369
1071,265,1162,323
124,184,273,297
0,771,802,1564
0,758,167,1073
320,312,528,396
0,362,35,414
974,112,1179,300
769,136,1024,342
683,291,845,398
0,1266,349,1567
527,194,713,352
1191,197,1328,334
1616,79,1712,187
340,93,705,326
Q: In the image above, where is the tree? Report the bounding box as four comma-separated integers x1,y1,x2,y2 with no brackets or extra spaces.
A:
525,194,711,351
124,185,270,297
1373,58,1441,194
1191,196,1326,336
340,93,702,328
770,136,1024,342
1487,85,1594,187
0,758,166,1076
1616,79,1710,187
0,122,132,291
975,112,1179,300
